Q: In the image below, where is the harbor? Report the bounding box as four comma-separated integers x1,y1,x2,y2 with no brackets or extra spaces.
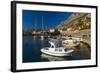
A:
23,24,91,62
23,35,90,63
22,11,91,63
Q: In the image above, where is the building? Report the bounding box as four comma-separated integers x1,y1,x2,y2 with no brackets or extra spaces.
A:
49,29,55,33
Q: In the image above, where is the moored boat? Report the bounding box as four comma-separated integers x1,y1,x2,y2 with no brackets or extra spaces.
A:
41,40,74,57
62,37,80,48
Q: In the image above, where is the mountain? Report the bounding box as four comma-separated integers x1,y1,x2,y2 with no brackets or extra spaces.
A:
57,13,91,31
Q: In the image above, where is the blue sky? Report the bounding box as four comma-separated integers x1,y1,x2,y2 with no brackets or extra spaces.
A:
23,10,72,30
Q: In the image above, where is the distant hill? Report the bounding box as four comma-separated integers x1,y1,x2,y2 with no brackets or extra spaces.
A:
57,13,91,31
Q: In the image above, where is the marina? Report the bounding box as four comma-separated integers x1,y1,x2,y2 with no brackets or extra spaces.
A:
23,35,91,63
22,11,91,63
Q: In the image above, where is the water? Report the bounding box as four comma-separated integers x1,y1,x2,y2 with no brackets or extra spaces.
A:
23,36,91,63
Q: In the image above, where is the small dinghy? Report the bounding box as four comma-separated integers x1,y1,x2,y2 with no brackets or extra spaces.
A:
41,39,74,57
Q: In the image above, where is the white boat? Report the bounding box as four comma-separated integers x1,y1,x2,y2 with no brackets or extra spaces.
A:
41,40,74,57
62,37,80,47
62,36,82,42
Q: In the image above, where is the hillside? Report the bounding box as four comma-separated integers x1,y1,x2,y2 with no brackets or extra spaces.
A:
57,13,91,31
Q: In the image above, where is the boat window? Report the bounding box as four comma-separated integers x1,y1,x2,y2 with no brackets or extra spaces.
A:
64,49,68,51
46,48,49,50
51,45,54,48
59,49,62,51
55,49,57,51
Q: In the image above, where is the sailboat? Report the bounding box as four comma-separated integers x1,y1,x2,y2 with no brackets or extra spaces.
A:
41,16,44,40
33,17,37,39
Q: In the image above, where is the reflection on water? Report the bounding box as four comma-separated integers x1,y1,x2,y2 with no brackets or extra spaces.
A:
41,54,65,61
23,36,91,63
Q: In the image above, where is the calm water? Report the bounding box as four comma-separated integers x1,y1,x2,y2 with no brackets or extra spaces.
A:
23,36,91,63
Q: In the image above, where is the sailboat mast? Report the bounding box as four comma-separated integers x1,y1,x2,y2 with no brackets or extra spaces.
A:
35,17,36,29
41,16,44,40
42,16,44,32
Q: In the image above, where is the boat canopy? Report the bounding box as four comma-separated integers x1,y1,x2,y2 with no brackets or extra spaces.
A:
50,39,63,48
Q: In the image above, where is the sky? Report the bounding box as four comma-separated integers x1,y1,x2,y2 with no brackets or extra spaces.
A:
23,10,72,30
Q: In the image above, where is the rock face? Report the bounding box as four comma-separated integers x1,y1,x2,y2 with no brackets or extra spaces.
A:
57,13,91,43
57,13,91,31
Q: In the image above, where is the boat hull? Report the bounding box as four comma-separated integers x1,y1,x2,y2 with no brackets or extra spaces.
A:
41,48,74,57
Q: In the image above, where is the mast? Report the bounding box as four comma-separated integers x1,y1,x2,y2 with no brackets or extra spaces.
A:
42,16,43,32
41,16,44,40
33,17,37,38
35,17,37,30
